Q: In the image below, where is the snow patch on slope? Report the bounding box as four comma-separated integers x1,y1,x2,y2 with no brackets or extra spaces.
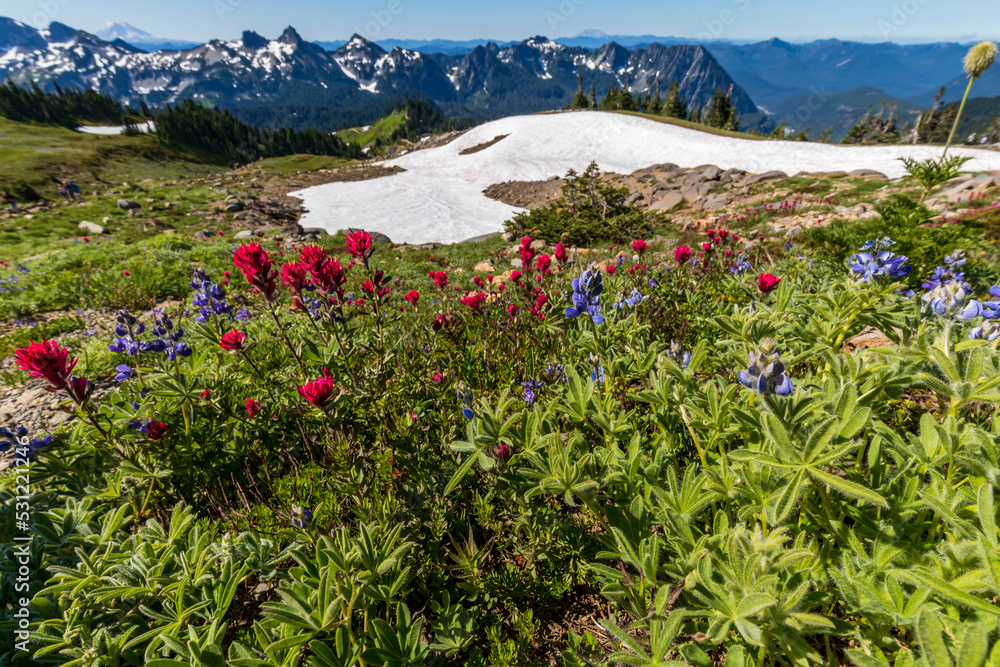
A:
290,111,1000,245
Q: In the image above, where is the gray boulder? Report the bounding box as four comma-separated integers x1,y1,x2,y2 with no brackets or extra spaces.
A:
78,220,106,234
117,199,141,210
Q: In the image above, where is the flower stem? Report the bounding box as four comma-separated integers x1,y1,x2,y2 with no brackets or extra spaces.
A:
943,77,975,158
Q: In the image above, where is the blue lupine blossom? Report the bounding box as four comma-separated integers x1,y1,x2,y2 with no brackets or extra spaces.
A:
192,269,234,322
982,285,1000,319
665,340,691,368
127,419,150,434
521,377,543,404
234,307,251,321
0,425,29,452
731,253,752,275
924,282,983,318
851,238,912,283
970,321,1000,341
114,365,133,382
565,265,604,325
457,386,476,420
591,365,605,383
544,363,568,383
737,339,794,396
290,507,313,529
944,250,966,267
614,288,647,310
6,432,54,460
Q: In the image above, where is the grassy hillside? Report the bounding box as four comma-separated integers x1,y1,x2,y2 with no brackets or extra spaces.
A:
604,109,770,141
0,118,216,193
335,110,409,150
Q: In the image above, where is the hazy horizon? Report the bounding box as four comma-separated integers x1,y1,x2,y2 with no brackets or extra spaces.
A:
4,0,998,46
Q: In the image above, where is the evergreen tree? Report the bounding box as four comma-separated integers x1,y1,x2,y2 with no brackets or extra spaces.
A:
662,82,687,120
646,79,662,115
590,82,598,109
571,73,591,110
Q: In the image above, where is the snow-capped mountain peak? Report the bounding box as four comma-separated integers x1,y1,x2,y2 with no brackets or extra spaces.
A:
97,22,156,44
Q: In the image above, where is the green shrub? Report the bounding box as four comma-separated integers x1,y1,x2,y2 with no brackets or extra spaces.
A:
505,162,662,245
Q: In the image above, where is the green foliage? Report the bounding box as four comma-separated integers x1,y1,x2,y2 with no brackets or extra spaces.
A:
0,81,144,127
899,154,974,202
155,100,361,164
505,162,661,245
843,102,901,145
5,189,1000,666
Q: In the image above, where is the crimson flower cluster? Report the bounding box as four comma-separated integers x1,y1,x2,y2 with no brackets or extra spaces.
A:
15,340,89,404
297,369,339,409
233,243,279,301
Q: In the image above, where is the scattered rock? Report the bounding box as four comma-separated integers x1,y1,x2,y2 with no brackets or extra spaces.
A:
474,260,496,272
117,199,141,210
848,169,887,178
743,171,788,186
78,221,106,234
501,232,515,242
651,192,684,211
529,239,547,251
226,202,245,213
235,230,256,239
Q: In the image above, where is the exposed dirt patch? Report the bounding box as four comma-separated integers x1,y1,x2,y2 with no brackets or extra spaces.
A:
483,178,564,210
460,134,510,155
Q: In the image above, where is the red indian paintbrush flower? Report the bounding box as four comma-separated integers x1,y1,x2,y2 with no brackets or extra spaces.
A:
233,243,278,301
313,258,346,294
404,290,420,306
757,273,781,293
147,420,168,441
299,244,329,273
280,261,311,296
297,370,338,409
220,330,246,352
460,292,487,310
535,254,552,274
554,243,568,263
15,340,77,390
345,230,374,267
674,246,693,265
632,239,648,255
519,237,535,270
430,270,448,289
245,397,262,419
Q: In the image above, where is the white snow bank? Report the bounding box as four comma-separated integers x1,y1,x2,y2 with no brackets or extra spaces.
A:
76,121,156,135
290,111,1000,245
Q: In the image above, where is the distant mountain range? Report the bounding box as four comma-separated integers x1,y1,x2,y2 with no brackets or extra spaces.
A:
1,16,998,138
0,18,759,125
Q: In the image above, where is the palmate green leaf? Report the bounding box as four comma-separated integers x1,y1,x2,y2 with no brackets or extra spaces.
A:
728,449,789,467
898,569,1000,617
808,467,888,508
444,452,482,496
774,469,806,523
915,609,952,667
846,650,892,667
956,622,989,667
762,413,795,453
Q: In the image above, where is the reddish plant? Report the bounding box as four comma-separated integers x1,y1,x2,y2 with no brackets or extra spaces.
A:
674,246,692,265
233,243,278,301
15,340,77,390
220,330,246,352
757,273,782,293
297,370,338,409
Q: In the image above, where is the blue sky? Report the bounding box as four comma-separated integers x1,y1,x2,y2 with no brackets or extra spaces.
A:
6,0,998,43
